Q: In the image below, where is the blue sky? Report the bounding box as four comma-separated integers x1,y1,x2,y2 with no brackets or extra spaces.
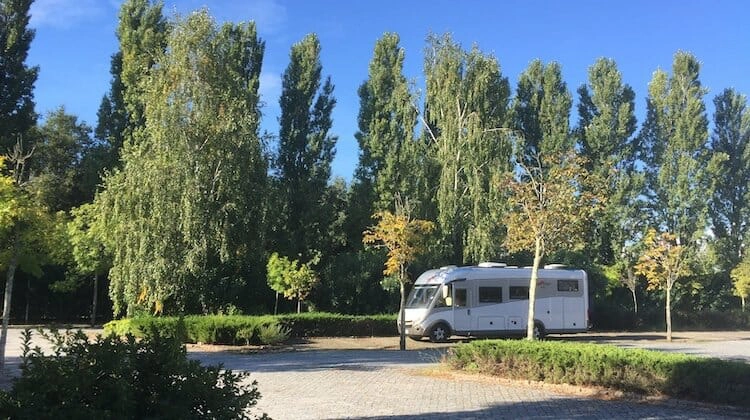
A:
27,0,750,180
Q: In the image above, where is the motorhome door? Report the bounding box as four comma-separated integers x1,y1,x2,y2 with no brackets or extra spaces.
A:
452,283,472,333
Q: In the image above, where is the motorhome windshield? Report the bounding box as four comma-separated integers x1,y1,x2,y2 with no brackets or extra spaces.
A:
406,285,439,308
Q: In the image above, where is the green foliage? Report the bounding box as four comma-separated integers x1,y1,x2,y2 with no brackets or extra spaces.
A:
447,339,750,407
267,252,320,313
512,59,573,160
30,108,95,212
0,0,38,151
273,33,337,262
423,33,512,263
104,313,398,342
355,33,418,213
731,255,750,310
0,329,267,419
640,51,709,248
256,323,291,345
708,88,749,269
101,10,267,316
116,0,167,136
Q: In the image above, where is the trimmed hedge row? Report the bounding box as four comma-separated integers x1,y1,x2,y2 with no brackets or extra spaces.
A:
447,339,750,407
104,313,397,345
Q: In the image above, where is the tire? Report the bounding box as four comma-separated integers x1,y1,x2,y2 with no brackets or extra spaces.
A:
428,323,451,343
533,321,546,340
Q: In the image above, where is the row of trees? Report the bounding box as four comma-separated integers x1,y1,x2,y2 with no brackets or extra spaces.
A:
2,0,749,347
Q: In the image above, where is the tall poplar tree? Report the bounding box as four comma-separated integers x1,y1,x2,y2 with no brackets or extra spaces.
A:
0,0,38,151
512,60,572,162
354,33,418,214
101,11,267,316
116,0,167,139
274,33,337,261
640,52,709,248
576,58,644,307
708,88,749,268
423,33,511,263
94,52,127,168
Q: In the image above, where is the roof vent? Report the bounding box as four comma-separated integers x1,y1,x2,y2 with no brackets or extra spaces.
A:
478,262,507,268
544,264,567,269
439,265,458,270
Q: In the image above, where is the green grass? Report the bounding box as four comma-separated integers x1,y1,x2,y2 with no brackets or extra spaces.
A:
447,339,750,407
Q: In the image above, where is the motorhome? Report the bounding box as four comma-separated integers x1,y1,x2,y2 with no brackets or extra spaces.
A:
401,262,589,342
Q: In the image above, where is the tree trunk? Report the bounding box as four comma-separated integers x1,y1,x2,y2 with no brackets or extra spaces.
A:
1,233,21,370
527,236,542,340
665,282,672,342
274,292,279,315
24,277,30,323
297,293,301,314
628,267,637,314
742,296,745,312
91,274,99,327
399,278,406,351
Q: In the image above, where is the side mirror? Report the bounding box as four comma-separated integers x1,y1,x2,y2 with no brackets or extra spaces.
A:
442,284,450,299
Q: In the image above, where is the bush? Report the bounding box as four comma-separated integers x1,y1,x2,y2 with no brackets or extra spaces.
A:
0,329,269,419
104,313,397,345
257,323,291,345
447,339,750,407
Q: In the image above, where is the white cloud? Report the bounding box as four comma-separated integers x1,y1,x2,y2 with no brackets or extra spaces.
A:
30,0,116,29
235,0,287,35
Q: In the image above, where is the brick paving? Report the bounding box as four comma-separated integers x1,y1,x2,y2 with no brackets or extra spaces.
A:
2,329,748,419
192,348,745,420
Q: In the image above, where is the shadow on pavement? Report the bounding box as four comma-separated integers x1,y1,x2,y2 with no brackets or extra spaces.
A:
189,348,450,373
345,396,746,420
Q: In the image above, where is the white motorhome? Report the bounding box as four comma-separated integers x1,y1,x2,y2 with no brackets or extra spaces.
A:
401,262,589,342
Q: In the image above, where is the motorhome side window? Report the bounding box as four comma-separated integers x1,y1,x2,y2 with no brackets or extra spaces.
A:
478,287,502,303
509,286,529,300
557,279,579,292
454,288,468,307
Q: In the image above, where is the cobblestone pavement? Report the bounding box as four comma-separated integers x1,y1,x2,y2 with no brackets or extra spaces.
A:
2,329,749,419
191,348,746,420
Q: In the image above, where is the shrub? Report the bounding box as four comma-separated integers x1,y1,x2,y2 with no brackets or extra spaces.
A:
104,313,398,344
257,323,291,345
0,329,269,419
447,339,750,407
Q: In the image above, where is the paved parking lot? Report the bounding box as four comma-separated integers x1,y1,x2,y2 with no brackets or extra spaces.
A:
2,329,749,419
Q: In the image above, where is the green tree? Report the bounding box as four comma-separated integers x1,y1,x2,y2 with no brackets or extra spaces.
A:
640,52,709,248
422,33,511,263
708,88,749,269
101,11,267,316
635,229,690,341
512,59,573,162
94,52,128,169
730,255,750,311
354,33,418,214
116,0,168,138
0,0,38,151
266,252,319,314
68,203,111,326
576,58,639,264
503,147,603,340
28,108,94,211
273,33,337,261
363,196,434,350
0,145,55,369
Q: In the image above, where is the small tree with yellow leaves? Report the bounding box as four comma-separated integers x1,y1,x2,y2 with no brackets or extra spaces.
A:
635,228,690,341
363,196,434,350
730,255,750,311
503,149,603,340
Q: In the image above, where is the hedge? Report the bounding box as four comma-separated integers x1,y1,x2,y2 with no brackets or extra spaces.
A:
104,313,397,345
447,339,750,407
